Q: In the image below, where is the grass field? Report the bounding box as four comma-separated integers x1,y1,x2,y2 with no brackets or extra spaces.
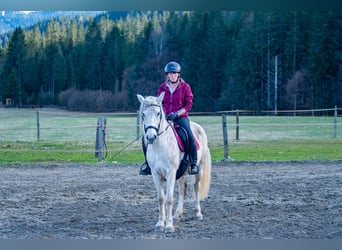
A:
0,108,341,164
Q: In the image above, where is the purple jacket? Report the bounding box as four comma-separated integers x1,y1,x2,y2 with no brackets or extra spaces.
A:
158,78,194,118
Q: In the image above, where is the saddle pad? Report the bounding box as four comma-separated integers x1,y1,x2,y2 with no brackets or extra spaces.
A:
171,125,200,152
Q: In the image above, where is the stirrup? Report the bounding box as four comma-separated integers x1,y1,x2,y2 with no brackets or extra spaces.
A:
139,162,151,175
188,164,199,175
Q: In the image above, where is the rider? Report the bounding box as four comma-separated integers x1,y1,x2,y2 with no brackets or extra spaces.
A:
139,61,199,176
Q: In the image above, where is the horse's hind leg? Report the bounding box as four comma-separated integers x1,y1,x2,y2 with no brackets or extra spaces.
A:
174,177,186,221
194,175,203,220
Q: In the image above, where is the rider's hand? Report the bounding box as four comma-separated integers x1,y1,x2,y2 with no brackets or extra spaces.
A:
167,112,178,121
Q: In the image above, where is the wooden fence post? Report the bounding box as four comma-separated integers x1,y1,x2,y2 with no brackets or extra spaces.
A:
36,110,40,141
95,117,107,160
136,111,140,139
236,109,240,140
222,114,228,159
334,105,337,138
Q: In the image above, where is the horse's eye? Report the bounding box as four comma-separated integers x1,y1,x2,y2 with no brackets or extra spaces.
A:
157,112,160,117
142,114,145,120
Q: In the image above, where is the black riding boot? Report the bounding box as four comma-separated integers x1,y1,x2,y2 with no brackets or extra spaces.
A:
188,143,199,175
140,137,151,175
140,161,151,175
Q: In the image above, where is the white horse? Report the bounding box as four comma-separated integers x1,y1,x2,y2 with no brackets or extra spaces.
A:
137,92,211,233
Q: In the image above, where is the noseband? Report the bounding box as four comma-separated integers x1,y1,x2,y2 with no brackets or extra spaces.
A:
142,104,169,136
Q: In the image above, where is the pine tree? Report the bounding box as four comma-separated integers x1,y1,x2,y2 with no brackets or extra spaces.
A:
80,19,104,90
102,24,125,93
23,25,43,103
1,27,26,106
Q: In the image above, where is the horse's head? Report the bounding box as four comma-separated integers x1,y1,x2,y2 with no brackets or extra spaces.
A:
137,92,165,144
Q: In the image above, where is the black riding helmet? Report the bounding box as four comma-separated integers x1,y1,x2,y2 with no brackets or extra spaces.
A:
164,61,181,74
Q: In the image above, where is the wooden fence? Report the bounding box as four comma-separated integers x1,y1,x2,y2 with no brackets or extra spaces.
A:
219,106,341,158
0,107,341,160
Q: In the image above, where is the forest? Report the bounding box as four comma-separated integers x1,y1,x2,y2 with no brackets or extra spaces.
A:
0,11,341,112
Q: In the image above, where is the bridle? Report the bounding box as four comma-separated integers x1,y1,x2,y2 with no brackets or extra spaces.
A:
142,103,170,137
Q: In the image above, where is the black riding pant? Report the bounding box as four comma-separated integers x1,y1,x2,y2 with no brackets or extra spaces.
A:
174,117,198,165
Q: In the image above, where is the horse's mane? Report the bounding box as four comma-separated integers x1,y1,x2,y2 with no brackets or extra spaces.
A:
139,95,165,122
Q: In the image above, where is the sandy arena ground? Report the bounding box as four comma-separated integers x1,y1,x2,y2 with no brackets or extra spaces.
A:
0,161,341,239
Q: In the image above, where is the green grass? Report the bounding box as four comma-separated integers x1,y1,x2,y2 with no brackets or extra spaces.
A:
225,138,342,161
0,141,97,163
0,108,341,164
1,138,341,164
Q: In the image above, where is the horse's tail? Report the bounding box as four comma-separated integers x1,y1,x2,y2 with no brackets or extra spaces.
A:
199,144,211,200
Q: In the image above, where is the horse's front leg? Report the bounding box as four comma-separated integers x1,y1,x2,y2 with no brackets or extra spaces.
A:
165,172,177,233
153,175,165,232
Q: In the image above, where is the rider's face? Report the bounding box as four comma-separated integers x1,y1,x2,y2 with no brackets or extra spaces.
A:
168,72,179,83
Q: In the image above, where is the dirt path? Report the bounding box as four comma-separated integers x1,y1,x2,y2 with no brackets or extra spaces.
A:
0,161,341,239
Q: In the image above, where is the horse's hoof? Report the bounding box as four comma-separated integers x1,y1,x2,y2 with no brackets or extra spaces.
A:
165,226,175,233
195,214,203,221
173,214,182,222
174,217,182,223
154,225,164,232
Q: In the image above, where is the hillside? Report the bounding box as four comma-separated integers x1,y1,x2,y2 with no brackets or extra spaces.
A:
0,11,134,47
0,11,104,34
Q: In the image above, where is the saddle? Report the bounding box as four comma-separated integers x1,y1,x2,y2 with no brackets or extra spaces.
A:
171,124,200,179
172,124,200,152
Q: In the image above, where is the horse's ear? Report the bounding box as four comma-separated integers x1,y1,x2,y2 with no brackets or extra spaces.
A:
137,94,145,103
158,92,165,103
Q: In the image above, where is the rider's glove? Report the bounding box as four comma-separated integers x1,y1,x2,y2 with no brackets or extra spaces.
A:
167,112,178,121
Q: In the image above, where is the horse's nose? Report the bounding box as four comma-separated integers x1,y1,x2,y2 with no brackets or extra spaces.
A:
146,134,156,144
